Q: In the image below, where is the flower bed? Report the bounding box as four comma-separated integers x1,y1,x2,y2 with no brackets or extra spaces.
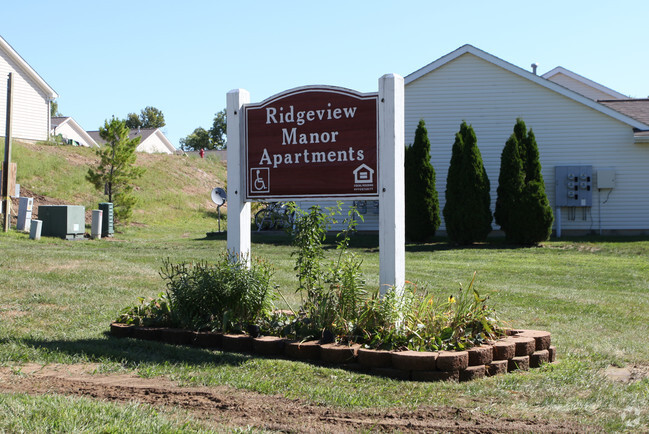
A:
110,323,556,382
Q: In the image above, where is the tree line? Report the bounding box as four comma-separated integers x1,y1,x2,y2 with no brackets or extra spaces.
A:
405,118,553,245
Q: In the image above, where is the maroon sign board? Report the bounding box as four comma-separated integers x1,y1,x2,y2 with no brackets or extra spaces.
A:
244,86,379,200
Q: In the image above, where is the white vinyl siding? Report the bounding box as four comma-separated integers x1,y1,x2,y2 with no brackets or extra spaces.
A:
0,49,50,142
295,200,379,232
136,132,174,154
53,121,95,147
405,53,649,234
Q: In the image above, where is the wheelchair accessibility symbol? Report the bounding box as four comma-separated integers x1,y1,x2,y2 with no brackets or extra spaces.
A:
250,168,270,193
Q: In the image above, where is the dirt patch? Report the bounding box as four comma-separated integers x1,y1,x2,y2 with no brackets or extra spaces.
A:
0,363,587,433
604,364,649,383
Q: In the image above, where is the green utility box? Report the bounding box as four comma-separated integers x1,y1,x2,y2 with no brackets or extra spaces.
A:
38,205,86,240
99,202,114,237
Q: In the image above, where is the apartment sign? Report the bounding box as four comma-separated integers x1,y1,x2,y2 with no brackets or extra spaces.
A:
244,86,378,200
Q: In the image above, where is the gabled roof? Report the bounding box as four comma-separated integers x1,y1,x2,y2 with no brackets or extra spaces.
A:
88,127,176,153
130,128,176,153
0,35,58,99
405,44,649,131
51,116,99,148
542,66,629,100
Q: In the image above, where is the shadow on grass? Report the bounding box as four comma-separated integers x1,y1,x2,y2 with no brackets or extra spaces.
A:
13,335,252,368
194,229,649,253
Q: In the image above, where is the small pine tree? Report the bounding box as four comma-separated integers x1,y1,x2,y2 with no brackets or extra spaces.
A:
86,117,145,222
443,121,492,244
495,118,553,245
405,119,440,242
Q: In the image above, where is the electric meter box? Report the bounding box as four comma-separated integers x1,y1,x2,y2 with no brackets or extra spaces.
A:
98,202,114,237
39,205,86,240
555,165,592,207
16,197,33,232
596,169,616,189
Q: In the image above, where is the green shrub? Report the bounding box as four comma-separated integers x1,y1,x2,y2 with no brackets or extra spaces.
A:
495,119,553,245
284,205,503,350
355,274,503,351
159,253,275,332
285,203,366,341
115,292,172,327
443,121,492,244
405,119,440,242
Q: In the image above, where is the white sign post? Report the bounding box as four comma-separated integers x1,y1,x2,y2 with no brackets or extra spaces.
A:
226,89,251,266
226,75,405,295
378,73,405,294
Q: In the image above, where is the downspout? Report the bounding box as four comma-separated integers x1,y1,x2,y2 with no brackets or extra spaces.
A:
48,97,55,140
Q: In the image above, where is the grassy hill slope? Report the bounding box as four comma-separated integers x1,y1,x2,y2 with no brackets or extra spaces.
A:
1,140,228,233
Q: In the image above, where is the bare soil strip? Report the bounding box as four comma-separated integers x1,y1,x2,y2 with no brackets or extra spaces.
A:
0,363,587,433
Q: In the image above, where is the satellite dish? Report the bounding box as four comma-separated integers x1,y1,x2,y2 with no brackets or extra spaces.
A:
211,188,227,206
210,188,227,233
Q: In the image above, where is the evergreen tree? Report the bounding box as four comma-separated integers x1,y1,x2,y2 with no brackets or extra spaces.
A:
405,119,440,241
495,118,553,245
494,126,525,235
86,117,145,222
443,121,492,244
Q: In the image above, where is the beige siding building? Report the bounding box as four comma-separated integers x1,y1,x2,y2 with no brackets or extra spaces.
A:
404,45,649,235
0,35,58,142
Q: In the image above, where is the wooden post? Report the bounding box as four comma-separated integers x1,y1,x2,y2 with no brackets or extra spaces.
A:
3,72,13,232
378,73,405,294
226,89,251,266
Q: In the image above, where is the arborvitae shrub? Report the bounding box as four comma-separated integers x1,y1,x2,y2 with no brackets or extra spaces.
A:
405,119,440,242
443,121,492,244
495,118,553,245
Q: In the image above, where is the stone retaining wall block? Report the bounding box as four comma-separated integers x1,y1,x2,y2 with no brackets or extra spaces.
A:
357,348,393,368
436,351,469,372
508,355,530,372
460,365,486,382
492,340,515,360
468,345,493,366
391,350,437,371
486,360,509,376
412,370,460,382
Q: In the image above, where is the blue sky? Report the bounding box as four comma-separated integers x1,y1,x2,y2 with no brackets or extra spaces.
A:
2,1,648,148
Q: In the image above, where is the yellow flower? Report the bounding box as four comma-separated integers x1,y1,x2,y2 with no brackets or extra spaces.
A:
427,297,434,306
448,295,456,304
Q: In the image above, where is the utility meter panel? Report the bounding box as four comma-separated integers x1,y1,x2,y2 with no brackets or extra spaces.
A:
555,165,592,207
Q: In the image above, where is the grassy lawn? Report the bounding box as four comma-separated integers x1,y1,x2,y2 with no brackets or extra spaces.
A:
1,224,648,432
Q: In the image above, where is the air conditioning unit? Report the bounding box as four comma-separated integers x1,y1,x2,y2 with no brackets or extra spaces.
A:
38,205,85,240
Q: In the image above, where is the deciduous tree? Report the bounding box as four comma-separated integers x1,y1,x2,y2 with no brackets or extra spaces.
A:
125,106,166,129
180,109,227,151
179,127,211,151
209,109,227,149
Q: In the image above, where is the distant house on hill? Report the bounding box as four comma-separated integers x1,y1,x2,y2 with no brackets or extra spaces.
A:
88,127,176,154
0,35,58,142
51,117,98,148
